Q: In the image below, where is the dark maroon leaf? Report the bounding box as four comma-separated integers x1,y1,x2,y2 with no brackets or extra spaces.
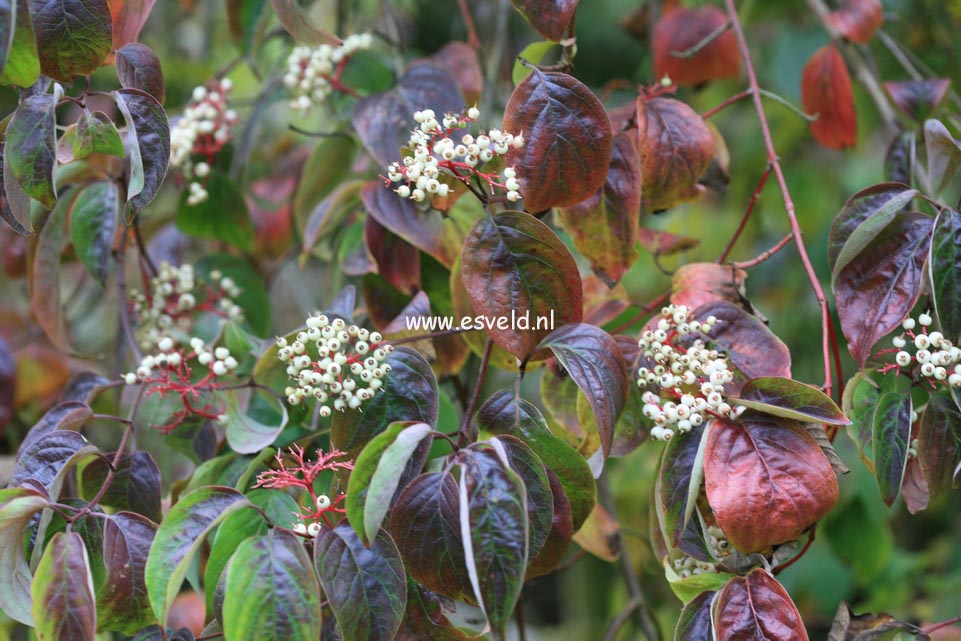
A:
10,427,96,490
929,208,961,341
835,212,932,366
0,337,14,436
365,215,420,295
424,41,482,105
114,88,169,218
314,523,407,641
31,531,97,640
503,70,612,212
692,300,792,386
352,62,464,166
917,390,961,499
827,182,917,280
18,401,94,455
801,45,857,150
714,570,808,641
395,579,472,641
675,590,715,641
733,377,849,426
99,513,156,634
510,0,577,41
901,456,929,514
6,91,56,208
461,211,582,360
658,424,706,548
704,415,838,553
871,390,912,507
536,323,628,459
883,79,950,122
81,451,162,522
526,469,574,578
115,43,164,104
30,0,112,81
653,5,740,87
638,96,714,211
389,472,473,601
491,435,553,560
456,445,528,641
557,130,641,286
884,133,914,185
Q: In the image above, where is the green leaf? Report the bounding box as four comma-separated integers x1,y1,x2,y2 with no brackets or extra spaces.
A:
223,388,288,454
0,2,15,78
872,391,912,506
73,111,125,160
331,347,438,457
457,443,528,641
0,0,39,87
664,561,732,604
144,486,252,626
7,91,57,208
203,488,300,616
674,590,716,641
842,371,880,473
917,390,961,499
536,323,628,460
98,513,157,634
81,451,161,523
30,0,112,81
732,377,850,426
292,135,356,236
194,253,271,336
223,530,322,641
461,211,582,360
396,578,474,641
346,421,432,545
823,495,891,581
113,88,169,218
176,169,254,251
828,182,917,282
227,0,266,55
1,115,34,234
70,180,119,286
929,208,961,342
32,531,97,640
477,389,595,531
512,40,558,85
314,523,407,641
388,472,474,602
0,488,49,625
301,179,364,261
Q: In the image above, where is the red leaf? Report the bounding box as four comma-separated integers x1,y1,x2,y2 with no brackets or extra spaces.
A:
714,569,809,641
503,70,613,212
637,227,700,256
652,6,740,86
510,0,578,42
704,415,838,553
826,0,883,45
424,42,483,106
692,300,792,385
801,45,857,150
637,97,714,211
109,0,158,51
671,263,746,311
835,212,932,366
883,78,951,122
365,217,421,296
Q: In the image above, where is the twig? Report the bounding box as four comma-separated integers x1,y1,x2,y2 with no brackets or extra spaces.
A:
597,476,662,641
457,0,481,49
609,291,670,335
733,233,793,269
717,164,772,263
702,89,753,119
772,527,815,573
458,338,493,447
516,592,528,641
602,597,645,641
702,88,816,123
921,615,961,636
671,20,731,58
117,230,142,362
725,0,836,398
133,219,157,276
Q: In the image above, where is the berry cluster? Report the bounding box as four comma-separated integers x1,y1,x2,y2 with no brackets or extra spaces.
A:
283,34,372,114
884,312,961,387
254,445,354,535
276,314,393,415
670,527,729,578
637,304,744,441
169,79,238,205
130,262,243,352
383,107,524,204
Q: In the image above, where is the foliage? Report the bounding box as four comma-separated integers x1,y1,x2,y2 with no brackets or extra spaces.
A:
1,1,961,641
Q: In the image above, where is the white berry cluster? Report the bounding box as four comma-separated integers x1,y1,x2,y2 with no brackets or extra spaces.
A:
292,494,334,537
672,555,718,578
889,312,961,387
169,78,238,205
283,34,373,114
130,262,243,351
384,107,524,203
276,314,394,415
122,336,239,386
637,304,744,441
705,524,730,559
907,437,919,459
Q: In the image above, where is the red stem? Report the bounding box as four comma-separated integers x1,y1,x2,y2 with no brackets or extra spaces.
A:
724,0,837,399
921,615,961,635
457,0,481,49
701,88,753,119
718,165,772,264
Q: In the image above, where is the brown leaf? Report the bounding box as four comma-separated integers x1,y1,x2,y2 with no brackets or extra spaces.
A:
556,130,641,286
637,96,714,211
671,263,747,311
637,227,700,256
572,503,620,561
582,275,629,326
424,42,483,106
705,415,839,553
652,6,740,87
365,216,421,296
714,569,809,641
503,70,613,212
802,45,857,150
901,456,930,514
883,79,951,122
828,603,918,641
826,0,883,45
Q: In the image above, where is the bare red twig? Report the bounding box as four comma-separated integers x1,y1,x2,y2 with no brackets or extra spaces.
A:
718,165,773,264
457,0,481,49
724,0,838,400
733,233,793,269
702,88,753,119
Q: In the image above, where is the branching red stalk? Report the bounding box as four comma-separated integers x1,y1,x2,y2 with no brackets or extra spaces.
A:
724,0,836,399
734,233,793,269
718,165,773,264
